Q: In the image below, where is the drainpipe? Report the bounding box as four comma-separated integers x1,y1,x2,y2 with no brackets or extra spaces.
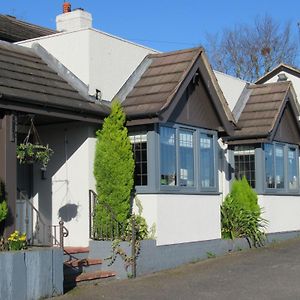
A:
218,138,228,202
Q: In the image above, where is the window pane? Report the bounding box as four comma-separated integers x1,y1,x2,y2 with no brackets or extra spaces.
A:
200,133,215,188
179,129,194,187
275,145,284,189
130,134,148,186
288,148,298,190
233,146,256,188
265,144,275,188
160,127,176,186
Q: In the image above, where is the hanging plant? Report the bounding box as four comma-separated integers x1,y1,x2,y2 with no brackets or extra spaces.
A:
16,118,54,169
17,143,53,168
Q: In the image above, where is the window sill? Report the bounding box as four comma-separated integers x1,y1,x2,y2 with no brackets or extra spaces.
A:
135,186,220,195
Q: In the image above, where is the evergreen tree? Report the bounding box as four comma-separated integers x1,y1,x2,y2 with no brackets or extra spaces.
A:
93,101,134,235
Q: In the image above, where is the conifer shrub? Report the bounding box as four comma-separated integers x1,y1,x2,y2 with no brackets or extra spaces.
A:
221,177,267,247
93,101,134,237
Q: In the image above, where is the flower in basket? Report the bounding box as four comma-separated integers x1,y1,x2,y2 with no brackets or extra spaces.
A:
8,231,27,251
16,143,54,168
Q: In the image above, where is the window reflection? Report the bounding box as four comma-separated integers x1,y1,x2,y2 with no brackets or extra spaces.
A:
179,130,194,187
200,133,215,188
160,127,176,186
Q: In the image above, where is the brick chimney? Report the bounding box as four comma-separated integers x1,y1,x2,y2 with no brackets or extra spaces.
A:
56,3,92,32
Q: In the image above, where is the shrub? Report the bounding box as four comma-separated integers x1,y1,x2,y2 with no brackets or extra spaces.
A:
221,177,267,247
0,182,7,224
93,101,134,236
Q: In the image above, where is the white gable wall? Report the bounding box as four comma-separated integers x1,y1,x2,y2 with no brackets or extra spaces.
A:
17,28,157,101
214,71,248,112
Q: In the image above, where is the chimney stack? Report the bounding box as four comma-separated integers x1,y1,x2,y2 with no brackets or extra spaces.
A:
56,2,92,32
63,2,71,13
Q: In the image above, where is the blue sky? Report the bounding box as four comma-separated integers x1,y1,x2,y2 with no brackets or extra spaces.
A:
2,1,300,52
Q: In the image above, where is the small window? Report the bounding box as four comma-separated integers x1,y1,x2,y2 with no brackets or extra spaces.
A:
234,145,256,188
160,127,177,186
179,129,194,187
130,134,148,186
200,133,215,188
288,147,298,190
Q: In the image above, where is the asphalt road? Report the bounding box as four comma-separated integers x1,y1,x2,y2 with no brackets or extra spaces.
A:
56,238,300,300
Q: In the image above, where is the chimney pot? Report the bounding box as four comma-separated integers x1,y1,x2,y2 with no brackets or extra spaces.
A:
63,2,71,13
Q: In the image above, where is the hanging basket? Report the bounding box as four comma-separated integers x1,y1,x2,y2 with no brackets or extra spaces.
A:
16,118,54,169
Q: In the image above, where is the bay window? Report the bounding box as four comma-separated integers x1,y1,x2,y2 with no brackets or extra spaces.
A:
159,125,217,192
264,143,298,192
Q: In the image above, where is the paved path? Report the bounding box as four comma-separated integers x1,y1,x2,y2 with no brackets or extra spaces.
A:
56,238,300,300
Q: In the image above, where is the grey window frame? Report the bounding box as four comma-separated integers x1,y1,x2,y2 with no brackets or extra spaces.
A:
158,123,218,194
263,142,300,194
129,133,148,187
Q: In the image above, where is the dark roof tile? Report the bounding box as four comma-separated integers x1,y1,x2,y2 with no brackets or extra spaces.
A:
0,15,56,42
120,48,202,116
0,41,108,116
234,81,291,137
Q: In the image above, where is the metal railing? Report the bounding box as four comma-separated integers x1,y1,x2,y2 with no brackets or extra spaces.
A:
17,190,68,248
89,189,138,278
89,189,124,240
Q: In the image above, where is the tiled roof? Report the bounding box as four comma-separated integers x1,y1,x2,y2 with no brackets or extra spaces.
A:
234,81,291,137
0,15,56,42
0,41,108,116
121,48,203,116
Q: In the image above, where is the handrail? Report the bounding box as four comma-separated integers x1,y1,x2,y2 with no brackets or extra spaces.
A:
18,190,49,245
17,190,68,248
89,189,124,240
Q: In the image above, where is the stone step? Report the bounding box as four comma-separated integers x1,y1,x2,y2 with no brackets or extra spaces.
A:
64,246,90,261
64,246,89,255
75,270,116,283
64,258,103,268
64,270,116,291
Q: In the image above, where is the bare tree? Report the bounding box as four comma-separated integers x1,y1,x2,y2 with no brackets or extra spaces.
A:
205,16,299,82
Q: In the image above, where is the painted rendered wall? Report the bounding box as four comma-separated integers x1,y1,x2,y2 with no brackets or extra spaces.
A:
214,71,248,112
17,28,157,101
17,30,90,86
136,194,222,246
33,122,97,247
0,248,63,300
259,195,300,233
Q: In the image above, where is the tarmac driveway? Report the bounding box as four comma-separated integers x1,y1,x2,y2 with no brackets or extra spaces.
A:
55,238,300,300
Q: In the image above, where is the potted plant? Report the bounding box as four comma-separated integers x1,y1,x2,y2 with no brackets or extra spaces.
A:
16,118,54,169
16,143,54,168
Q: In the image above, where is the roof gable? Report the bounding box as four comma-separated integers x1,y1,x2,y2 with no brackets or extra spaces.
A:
274,102,300,145
118,47,234,134
228,81,300,144
256,63,300,84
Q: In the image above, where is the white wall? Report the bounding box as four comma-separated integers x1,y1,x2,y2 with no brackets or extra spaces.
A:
214,71,248,112
17,28,157,101
259,195,300,233
88,29,157,100
33,122,97,247
18,31,90,86
137,194,222,246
